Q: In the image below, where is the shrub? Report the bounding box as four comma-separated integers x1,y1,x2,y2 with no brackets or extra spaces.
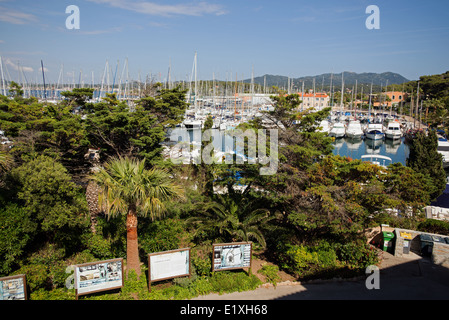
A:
191,255,211,277
139,218,188,254
0,203,35,275
30,288,75,300
418,219,449,236
313,241,338,268
335,242,379,269
81,233,113,260
13,264,50,291
258,263,281,287
209,271,261,294
279,244,319,275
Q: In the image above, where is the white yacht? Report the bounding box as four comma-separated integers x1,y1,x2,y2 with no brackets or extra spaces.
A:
361,155,392,168
365,123,384,140
345,120,364,139
318,120,330,134
329,122,346,138
384,120,402,140
183,119,203,129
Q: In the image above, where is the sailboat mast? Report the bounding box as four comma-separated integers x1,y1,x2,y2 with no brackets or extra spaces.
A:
354,80,358,117
0,56,6,96
313,78,316,110
301,81,304,112
234,72,237,120
41,60,47,100
368,82,373,121
194,52,198,111
415,81,420,129
251,65,254,109
112,60,119,94
340,72,344,113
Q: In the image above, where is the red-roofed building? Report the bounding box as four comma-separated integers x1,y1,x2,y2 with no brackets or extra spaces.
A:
373,91,407,108
296,92,330,111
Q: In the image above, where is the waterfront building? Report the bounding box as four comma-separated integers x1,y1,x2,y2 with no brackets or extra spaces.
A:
297,92,330,111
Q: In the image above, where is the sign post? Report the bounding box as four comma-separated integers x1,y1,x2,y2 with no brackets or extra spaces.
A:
212,242,252,273
0,274,27,300
148,248,191,292
74,258,124,299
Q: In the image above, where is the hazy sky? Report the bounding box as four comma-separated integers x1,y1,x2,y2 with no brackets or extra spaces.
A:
1,0,448,84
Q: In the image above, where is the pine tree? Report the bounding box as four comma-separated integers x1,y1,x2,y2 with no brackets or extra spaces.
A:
406,130,446,200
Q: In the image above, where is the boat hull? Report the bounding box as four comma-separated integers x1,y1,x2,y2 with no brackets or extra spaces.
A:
366,132,384,140
345,131,364,139
385,132,402,140
329,131,345,138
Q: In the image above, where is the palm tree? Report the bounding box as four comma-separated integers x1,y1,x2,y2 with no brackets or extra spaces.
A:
188,194,273,248
0,150,13,174
91,157,184,276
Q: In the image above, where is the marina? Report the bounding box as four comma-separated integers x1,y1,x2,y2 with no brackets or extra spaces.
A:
332,136,409,166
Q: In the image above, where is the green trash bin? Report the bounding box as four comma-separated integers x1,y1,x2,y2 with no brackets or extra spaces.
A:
382,231,395,253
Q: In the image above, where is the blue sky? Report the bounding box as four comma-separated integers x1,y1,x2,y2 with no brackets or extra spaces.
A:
0,0,448,84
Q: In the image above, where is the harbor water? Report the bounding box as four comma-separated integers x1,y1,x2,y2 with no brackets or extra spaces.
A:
332,137,410,165
174,129,410,166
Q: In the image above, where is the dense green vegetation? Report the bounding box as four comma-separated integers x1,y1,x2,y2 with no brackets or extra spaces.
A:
0,79,445,300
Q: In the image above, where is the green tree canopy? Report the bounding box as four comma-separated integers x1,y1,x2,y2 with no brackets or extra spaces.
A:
406,130,446,200
8,155,88,249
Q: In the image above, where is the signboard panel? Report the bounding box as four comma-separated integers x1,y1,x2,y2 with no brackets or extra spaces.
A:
212,242,252,271
148,248,190,283
74,258,123,297
0,274,27,300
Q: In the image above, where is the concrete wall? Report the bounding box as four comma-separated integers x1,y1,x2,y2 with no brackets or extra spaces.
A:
432,242,449,267
394,228,449,267
393,228,422,258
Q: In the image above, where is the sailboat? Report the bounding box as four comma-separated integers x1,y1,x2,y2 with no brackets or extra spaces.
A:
330,73,346,139
345,120,364,139
365,82,384,140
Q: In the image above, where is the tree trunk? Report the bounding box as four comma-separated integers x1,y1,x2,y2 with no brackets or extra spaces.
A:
126,206,141,277
86,181,101,234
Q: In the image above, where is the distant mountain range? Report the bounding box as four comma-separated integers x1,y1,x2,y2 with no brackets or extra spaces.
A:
243,72,410,90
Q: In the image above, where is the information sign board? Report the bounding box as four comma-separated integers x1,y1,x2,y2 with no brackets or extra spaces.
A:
74,258,123,298
212,242,252,271
148,248,190,283
0,274,27,300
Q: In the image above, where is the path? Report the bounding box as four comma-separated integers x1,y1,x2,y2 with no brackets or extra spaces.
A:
191,251,449,300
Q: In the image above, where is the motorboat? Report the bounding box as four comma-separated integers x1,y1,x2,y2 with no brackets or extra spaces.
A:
329,122,346,138
183,119,203,129
345,120,364,139
365,123,384,140
384,120,402,140
361,154,392,168
318,120,330,134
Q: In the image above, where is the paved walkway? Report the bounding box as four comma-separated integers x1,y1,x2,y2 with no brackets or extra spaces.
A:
192,251,449,300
